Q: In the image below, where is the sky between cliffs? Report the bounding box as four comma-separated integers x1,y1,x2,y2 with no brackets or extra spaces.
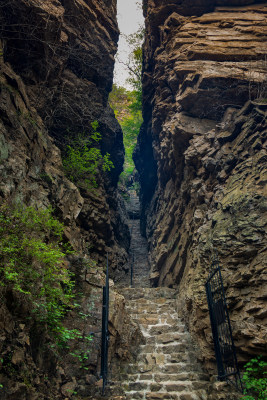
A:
114,0,144,89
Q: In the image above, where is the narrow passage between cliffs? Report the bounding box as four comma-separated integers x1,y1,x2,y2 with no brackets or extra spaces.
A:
124,189,150,288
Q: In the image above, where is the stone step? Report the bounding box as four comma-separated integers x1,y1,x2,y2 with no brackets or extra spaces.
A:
126,305,177,314
125,392,179,400
144,332,190,344
144,394,179,400
160,363,203,374
126,361,202,375
125,391,209,400
137,353,204,379
148,324,186,335
127,310,162,323
127,310,175,317
123,382,149,391
158,343,189,353
126,299,176,307
137,344,189,357
166,353,204,368
126,304,179,319
168,351,197,361
128,392,190,400
128,309,177,316
140,325,186,337
125,391,146,399
126,306,176,315
124,372,210,383
125,363,157,374
133,317,178,327
119,288,176,301
157,375,209,384
132,316,161,325
126,298,176,306
123,381,193,392
129,312,163,319
129,310,178,318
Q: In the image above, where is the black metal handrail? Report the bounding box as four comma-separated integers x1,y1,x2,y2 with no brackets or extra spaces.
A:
205,255,243,392
130,253,134,287
100,254,109,395
129,223,134,287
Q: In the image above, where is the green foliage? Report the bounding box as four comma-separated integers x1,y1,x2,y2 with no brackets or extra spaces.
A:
120,110,142,178
63,121,114,189
242,356,267,400
110,26,144,185
0,204,78,345
128,89,142,114
70,336,93,370
124,26,144,94
109,85,131,120
109,84,142,183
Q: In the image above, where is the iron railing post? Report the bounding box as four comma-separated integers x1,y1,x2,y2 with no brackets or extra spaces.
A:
206,279,225,378
100,253,109,395
130,223,134,288
130,253,134,287
205,257,243,392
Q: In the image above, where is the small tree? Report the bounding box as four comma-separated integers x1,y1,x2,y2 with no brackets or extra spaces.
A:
62,121,114,189
117,25,144,109
112,23,144,185
124,26,144,92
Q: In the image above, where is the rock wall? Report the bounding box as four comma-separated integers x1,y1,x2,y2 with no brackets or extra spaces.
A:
0,1,137,398
0,0,129,268
135,0,267,372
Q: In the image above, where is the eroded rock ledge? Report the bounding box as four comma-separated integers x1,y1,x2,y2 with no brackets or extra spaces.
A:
0,1,136,398
135,0,267,372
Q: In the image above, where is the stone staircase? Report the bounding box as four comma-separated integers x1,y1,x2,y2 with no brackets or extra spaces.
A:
128,219,150,288
123,189,150,288
108,192,240,400
117,287,211,400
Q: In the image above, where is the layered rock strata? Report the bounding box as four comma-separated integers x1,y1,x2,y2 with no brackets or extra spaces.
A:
0,0,134,398
0,0,129,268
135,0,267,373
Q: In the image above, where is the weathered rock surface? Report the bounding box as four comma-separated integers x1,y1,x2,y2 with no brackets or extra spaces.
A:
0,0,129,266
135,0,267,373
0,0,133,398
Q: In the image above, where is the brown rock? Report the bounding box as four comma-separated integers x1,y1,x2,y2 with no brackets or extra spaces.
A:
11,349,24,365
0,0,130,398
61,380,77,397
136,0,267,378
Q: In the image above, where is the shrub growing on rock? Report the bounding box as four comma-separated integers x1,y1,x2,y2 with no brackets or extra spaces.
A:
0,204,79,345
242,356,267,400
63,121,114,189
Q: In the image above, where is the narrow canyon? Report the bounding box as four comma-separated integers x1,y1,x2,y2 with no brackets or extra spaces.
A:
0,1,266,400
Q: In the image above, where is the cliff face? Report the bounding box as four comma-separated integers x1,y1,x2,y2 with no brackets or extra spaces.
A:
0,0,129,268
136,0,267,371
0,1,137,398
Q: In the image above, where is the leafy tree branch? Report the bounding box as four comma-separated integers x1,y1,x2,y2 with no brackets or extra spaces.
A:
62,121,114,190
